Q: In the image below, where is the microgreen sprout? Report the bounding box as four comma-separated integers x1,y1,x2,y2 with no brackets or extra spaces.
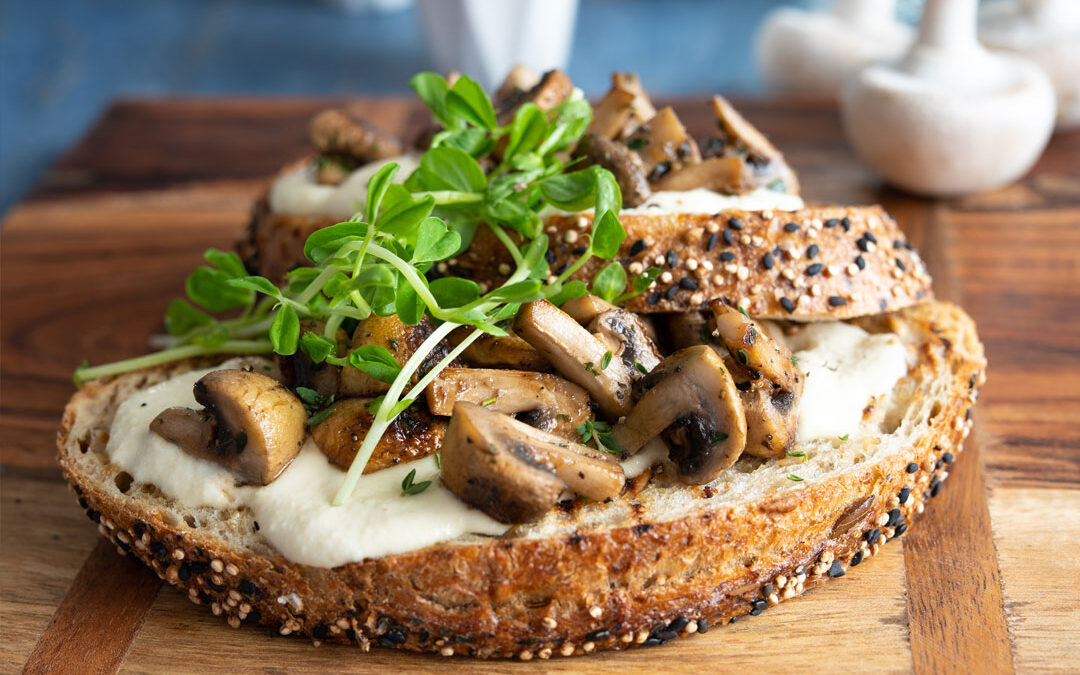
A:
575,420,622,455
74,72,634,506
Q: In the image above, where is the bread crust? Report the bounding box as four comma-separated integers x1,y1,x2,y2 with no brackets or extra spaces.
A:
57,302,983,659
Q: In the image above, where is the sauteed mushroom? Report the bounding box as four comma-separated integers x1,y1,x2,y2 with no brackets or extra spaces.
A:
309,398,445,472
575,132,651,207
339,315,451,397
425,368,589,438
513,299,638,417
563,295,662,373
626,106,702,180
711,303,803,458
278,319,347,400
440,402,625,523
450,328,550,371
150,369,307,485
309,108,403,163
588,72,656,140
611,346,747,484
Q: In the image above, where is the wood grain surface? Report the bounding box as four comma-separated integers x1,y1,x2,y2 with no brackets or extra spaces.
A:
2,97,1078,674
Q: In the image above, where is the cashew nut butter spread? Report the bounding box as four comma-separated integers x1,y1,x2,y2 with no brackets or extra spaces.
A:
106,322,907,567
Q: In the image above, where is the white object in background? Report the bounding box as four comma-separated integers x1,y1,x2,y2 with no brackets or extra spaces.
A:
980,0,1080,130
324,0,414,12
840,0,1056,197
755,0,912,97
416,0,578,91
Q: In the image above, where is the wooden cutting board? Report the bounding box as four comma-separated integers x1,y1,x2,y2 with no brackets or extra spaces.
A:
2,97,1078,675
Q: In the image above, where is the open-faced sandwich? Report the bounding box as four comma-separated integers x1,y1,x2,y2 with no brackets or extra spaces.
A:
60,69,985,660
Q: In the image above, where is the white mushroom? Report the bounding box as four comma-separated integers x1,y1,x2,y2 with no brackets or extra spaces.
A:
309,397,446,472
150,369,307,485
841,0,1056,196
611,346,747,484
440,402,626,523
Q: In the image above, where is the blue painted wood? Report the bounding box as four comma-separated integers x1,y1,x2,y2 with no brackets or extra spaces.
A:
1,0,797,214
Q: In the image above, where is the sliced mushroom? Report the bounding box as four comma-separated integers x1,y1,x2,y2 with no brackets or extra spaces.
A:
425,368,589,438
309,108,403,163
563,295,662,374
440,402,625,523
309,397,445,472
513,299,636,418
151,369,307,485
651,156,750,194
588,72,657,140
493,64,541,111
339,314,452,397
667,311,717,351
574,132,651,207
495,69,574,125
611,346,747,484
700,96,800,194
277,319,347,400
710,302,803,458
625,106,702,182
450,328,550,371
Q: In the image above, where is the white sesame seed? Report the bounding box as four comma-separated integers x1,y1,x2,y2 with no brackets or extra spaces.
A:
783,586,796,599
740,234,751,245
563,229,579,244
211,602,223,616
846,263,859,276
440,647,455,656
737,266,750,280
707,222,720,233
589,606,603,619
767,593,780,606
690,292,705,305
539,648,552,659
877,512,890,526
686,258,699,271
583,641,595,653
519,649,534,661
561,644,576,656
542,616,557,629
654,255,665,266
577,216,589,229
712,274,725,285
751,235,764,247
172,549,185,561
621,632,634,643
782,268,796,281
810,283,822,297
724,263,738,274
228,615,241,629
498,263,511,275
210,559,224,573
807,228,819,239
701,260,714,271
337,619,351,630
660,271,673,284
821,550,835,564
628,261,644,274
776,575,787,589
827,264,841,277
738,298,751,311
685,621,698,634
636,630,649,644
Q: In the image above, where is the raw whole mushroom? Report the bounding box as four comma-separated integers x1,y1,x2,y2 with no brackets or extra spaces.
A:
841,0,1056,196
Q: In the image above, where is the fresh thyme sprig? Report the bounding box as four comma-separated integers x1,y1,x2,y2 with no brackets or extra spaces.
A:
74,73,653,505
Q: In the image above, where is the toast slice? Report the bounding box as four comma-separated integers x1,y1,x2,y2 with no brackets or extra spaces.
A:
57,300,984,659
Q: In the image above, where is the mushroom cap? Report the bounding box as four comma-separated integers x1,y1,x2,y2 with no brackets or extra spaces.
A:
614,345,748,484
149,407,217,459
193,369,307,485
440,403,625,524
309,397,445,472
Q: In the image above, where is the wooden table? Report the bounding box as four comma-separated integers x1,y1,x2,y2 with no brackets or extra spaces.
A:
2,98,1077,674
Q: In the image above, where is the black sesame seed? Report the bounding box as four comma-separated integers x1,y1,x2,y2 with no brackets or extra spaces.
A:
762,252,775,269
898,487,911,504
942,452,955,464
679,277,698,290
727,217,744,231
572,246,588,256
806,263,823,276
665,250,679,268
935,459,943,470
86,509,100,523
553,263,569,276
828,296,848,307
208,581,226,593
133,522,147,538
654,629,678,642
697,619,710,633
720,251,736,262
784,222,799,233
906,462,919,473
78,497,89,509
930,481,942,498
865,528,881,545
851,551,864,566
378,630,406,648
749,599,767,615
664,285,680,300
646,292,661,305
824,218,840,228
586,629,611,642
855,255,866,270
312,623,330,640
117,540,131,553
629,239,646,257
643,637,663,646
864,231,878,244
780,297,795,313
722,229,734,246
247,610,262,624
894,239,905,249
544,249,556,265
857,238,870,252
648,162,671,182
151,542,168,560
762,583,775,598
841,216,852,231
896,258,907,272
886,508,903,527
827,561,845,578
807,244,819,259
894,523,908,537
178,563,191,582
668,616,690,632
238,580,258,596
706,232,719,251
190,561,209,575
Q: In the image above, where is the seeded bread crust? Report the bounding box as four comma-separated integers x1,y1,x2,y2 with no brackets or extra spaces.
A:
58,301,983,659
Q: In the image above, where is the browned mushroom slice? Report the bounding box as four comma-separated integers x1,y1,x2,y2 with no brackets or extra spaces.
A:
668,311,717,351
450,328,550,371
563,295,662,374
700,96,800,194
496,69,574,125
588,72,657,140
513,299,636,418
425,368,589,438
309,108,403,163
575,133,651,207
440,402,625,523
611,346,747,484
151,370,307,485
339,314,452,397
625,107,702,182
309,398,445,472
710,302,803,458
277,319,347,400
651,156,751,194
314,155,358,186
493,64,542,111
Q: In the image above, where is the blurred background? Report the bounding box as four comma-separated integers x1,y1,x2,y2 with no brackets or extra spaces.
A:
6,0,1074,213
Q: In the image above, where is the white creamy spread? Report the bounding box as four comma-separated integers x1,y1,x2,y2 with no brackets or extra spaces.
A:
268,154,420,219
786,322,910,443
106,322,907,566
623,187,804,214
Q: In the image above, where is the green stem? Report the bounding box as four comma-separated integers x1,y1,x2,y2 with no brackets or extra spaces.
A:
556,247,592,285
75,340,274,386
333,320,460,505
363,244,446,319
486,223,523,266
418,191,483,206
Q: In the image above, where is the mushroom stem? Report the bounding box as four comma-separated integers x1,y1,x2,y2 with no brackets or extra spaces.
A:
917,0,979,52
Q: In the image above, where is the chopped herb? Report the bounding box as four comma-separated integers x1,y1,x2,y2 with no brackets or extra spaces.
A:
710,431,729,445
556,413,571,421
433,451,441,469
601,350,613,370
481,395,498,407
791,355,799,366
736,348,749,365
786,450,806,458
838,433,850,441
787,474,804,482
626,137,648,150
307,408,335,427
635,361,649,374
401,468,432,496
388,338,400,352
295,386,334,415
584,361,600,376
737,305,751,319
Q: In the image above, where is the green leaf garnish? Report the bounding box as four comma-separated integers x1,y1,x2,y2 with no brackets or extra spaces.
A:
601,350,613,370
401,468,432,496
